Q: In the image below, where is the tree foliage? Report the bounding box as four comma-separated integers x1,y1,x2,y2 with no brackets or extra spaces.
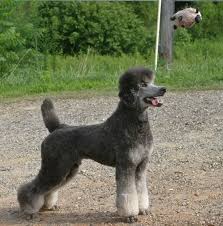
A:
0,1,24,76
0,0,42,77
38,2,151,55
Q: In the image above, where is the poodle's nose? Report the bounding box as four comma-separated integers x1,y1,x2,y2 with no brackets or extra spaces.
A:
159,87,166,96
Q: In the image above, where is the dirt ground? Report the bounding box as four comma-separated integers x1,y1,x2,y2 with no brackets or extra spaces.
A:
0,90,223,226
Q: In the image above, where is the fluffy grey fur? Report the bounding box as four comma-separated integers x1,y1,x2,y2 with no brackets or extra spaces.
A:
17,67,166,223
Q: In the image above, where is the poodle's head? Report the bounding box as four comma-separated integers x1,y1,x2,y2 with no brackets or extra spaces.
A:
119,67,166,111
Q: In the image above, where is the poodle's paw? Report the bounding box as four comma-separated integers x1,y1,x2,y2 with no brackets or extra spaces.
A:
26,213,38,220
126,215,138,223
40,205,59,212
51,205,59,211
20,212,39,220
139,209,149,215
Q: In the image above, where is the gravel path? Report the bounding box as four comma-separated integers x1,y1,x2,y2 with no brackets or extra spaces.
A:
0,90,223,226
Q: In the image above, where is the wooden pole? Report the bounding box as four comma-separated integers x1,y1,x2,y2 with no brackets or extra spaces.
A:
159,0,174,68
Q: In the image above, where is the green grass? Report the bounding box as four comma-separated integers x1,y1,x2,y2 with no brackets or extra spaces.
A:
1,38,223,98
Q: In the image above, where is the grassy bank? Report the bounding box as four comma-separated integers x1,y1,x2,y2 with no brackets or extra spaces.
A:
1,39,223,98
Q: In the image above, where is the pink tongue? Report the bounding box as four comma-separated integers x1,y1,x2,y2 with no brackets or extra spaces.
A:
151,98,159,106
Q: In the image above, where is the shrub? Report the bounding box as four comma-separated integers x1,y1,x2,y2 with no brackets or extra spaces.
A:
0,1,42,77
0,1,25,76
38,2,150,55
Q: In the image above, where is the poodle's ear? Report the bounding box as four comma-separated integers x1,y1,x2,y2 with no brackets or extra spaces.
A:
119,89,137,107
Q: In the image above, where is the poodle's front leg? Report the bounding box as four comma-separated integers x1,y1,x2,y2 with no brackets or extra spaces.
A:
136,159,149,215
116,164,139,222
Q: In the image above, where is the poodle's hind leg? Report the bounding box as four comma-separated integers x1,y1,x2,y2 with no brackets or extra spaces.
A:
18,161,80,218
41,163,80,211
41,191,59,211
17,180,45,218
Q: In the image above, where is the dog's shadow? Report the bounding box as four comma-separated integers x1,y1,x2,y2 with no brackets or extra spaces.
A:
0,207,123,225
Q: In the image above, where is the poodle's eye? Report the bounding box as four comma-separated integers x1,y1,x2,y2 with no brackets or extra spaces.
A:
141,82,147,87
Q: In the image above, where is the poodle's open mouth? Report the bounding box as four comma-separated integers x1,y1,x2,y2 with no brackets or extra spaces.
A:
144,97,163,107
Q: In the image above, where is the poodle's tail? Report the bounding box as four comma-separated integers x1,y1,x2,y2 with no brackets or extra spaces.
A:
41,98,61,133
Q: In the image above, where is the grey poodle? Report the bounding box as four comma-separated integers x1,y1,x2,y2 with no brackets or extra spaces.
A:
17,67,166,223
